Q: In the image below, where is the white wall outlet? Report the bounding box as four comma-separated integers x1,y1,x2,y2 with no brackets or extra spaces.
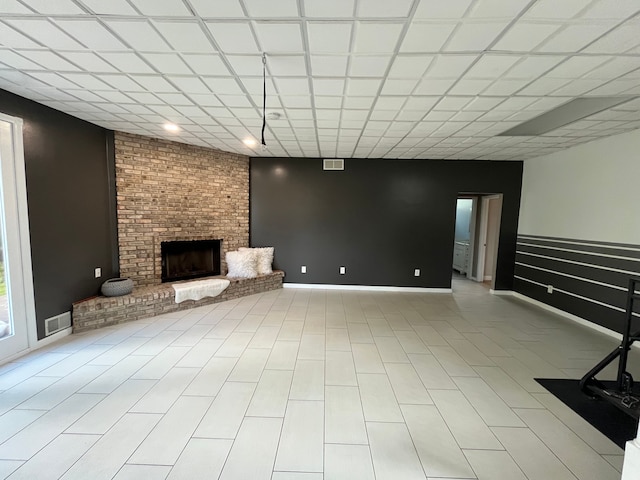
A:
414,268,420,277
547,285,553,294
339,266,346,275
94,267,102,278
301,265,307,273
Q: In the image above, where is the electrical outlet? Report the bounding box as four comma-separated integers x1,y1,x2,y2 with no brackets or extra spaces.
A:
547,285,553,294
414,269,420,277
339,266,346,275
301,266,307,274
94,267,101,278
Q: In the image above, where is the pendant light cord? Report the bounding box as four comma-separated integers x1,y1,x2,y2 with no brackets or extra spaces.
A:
261,53,267,147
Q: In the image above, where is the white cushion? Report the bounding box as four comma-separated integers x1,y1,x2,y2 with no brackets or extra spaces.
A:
226,249,258,278
239,246,274,275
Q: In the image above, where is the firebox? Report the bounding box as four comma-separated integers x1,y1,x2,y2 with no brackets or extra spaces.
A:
161,239,221,282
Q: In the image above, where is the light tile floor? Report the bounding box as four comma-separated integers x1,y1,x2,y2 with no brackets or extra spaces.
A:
0,279,636,480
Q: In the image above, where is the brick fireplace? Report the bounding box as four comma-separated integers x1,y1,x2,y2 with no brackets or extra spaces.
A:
114,132,249,286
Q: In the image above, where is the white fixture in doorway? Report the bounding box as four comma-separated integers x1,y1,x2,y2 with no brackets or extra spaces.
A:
476,195,503,289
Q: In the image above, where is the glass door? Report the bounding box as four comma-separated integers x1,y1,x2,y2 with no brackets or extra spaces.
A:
0,114,35,362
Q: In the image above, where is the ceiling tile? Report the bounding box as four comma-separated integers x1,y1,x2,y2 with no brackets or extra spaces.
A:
346,78,382,96
580,0,640,20
537,24,615,53
24,51,80,71
434,96,474,110
547,56,610,78
517,77,570,95
202,77,244,95
349,56,391,76
0,22,43,48
78,0,139,15
492,22,563,52
127,0,192,16
468,0,532,19
238,76,277,96
374,96,405,110
448,78,492,95
168,76,212,94
55,20,128,50
275,77,310,95
244,0,299,17
61,52,119,73
27,71,79,90
414,78,456,95
304,0,355,18
444,22,509,52
310,55,349,76
307,23,352,53
0,1,32,13
504,55,566,79
425,55,478,78
267,55,307,76
131,75,179,92
343,96,375,109
254,23,304,53
524,0,590,19
99,52,155,74
388,55,434,78
0,51,42,70
380,79,418,95
583,57,640,79
584,22,640,54
189,0,244,17
153,21,216,53
206,22,260,53
24,0,85,14
465,54,520,78
353,22,404,53
356,0,414,17
106,20,171,52
224,55,263,76
312,78,345,95
100,75,147,92
413,0,473,19
401,22,457,52
6,19,84,49
314,96,343,108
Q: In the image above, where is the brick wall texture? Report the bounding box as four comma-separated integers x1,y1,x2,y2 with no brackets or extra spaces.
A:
114,132,250,286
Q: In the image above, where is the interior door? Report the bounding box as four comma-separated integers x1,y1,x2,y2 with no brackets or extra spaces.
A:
0,115,35,363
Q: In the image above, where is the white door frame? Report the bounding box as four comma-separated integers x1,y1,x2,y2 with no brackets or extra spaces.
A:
475,194,502,286
0,112,37,363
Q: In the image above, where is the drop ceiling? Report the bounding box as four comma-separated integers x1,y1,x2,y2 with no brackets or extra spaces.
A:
1,0,640,160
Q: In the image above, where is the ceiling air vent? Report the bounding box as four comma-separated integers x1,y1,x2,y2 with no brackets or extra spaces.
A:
323,159,344,171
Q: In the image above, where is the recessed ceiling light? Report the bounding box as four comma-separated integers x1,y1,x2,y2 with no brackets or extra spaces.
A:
243,138,257,146
164,123,179,132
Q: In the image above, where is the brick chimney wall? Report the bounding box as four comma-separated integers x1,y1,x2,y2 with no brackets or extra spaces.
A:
114,132,249,286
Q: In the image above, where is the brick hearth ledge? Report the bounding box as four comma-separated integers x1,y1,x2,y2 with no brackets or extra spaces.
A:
72,271,284,333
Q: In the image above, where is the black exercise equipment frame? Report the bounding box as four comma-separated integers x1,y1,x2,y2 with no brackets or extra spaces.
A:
580,277,640,419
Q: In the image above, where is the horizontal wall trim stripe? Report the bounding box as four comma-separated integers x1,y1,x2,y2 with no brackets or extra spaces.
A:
517,241,640,262
514,234,640,333
516,250,640,277
515,261,627,292
514,275,639,316
518,234,640,251
283,283,452,293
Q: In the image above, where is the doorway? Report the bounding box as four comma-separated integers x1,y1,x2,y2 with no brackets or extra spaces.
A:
452,194,503,290
0,113,36,363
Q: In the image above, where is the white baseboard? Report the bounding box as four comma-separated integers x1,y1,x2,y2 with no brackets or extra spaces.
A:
1,327,72,366
489,289,513,296
511,291,633,346
283,283,452,293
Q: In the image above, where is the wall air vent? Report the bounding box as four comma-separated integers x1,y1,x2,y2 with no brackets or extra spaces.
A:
45,311,71,336
498,96,637,136
323,159,344,171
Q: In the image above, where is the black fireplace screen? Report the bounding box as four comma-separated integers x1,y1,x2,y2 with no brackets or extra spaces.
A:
161,239,221,282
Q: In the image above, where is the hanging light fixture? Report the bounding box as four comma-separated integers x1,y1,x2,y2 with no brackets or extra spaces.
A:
261,52,267,150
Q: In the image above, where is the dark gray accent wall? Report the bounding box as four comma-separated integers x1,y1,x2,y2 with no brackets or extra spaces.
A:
514,234,640,334
1,89,118,339
250,158,523,290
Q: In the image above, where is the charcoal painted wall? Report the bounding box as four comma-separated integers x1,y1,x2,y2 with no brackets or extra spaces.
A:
250,158,523,290
0,89,117,339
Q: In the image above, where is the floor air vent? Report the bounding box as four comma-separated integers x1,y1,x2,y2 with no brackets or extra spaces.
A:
323,159,344,171
45,312,71,336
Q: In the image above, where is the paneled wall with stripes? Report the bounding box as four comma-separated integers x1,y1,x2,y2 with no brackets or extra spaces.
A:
514,235,640,334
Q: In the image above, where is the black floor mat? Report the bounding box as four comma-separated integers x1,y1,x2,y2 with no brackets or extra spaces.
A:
535,378,639,449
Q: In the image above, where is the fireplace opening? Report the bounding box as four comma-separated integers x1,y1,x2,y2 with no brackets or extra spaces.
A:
161,239,221,283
